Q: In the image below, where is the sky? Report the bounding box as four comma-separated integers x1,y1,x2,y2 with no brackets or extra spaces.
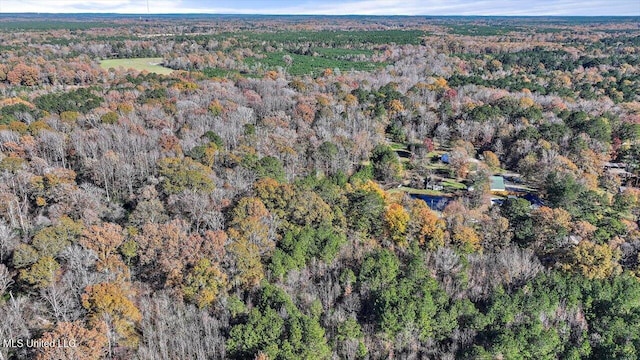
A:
0,0,639,16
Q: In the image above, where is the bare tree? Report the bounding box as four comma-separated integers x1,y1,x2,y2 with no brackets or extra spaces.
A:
0,220,17,262
0,264,13,297
137,293,228,360
431,247,465,297
40,277,78,322
0,295,33,360
496,246,543,289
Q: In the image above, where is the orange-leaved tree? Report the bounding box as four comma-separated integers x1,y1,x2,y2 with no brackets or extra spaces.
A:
80,222,128,278
36,321,108,360
408,199,446,249
81,282,141,349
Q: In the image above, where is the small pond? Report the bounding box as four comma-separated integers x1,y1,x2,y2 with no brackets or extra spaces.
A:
505,186,545,206
410,194,452,211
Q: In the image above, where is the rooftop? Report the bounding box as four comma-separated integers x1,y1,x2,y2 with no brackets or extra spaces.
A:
490,175,506,191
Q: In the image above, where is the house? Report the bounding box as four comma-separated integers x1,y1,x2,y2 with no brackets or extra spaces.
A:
603,162,627,169
490,175,506,193
607,167,634,179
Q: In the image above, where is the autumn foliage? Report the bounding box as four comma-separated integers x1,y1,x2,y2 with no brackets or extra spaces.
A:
0,14,638,360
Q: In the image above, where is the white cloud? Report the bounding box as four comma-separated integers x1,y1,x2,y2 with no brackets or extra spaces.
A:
0,0,638,15
2,0,177,13
269,0,640,16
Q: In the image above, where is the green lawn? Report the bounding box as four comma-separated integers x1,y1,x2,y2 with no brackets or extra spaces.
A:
388,142,407,150
424,163,449,171
100,58,174,75
441,179,467,190
389,186,447,196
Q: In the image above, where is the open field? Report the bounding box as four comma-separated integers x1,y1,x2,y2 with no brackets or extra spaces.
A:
99,57,174,75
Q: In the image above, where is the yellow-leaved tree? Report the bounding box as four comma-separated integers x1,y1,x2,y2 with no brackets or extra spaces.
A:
182,258,228,308
227,197,275,288
561,241,621,279
384,203,410,246
452,225,482,253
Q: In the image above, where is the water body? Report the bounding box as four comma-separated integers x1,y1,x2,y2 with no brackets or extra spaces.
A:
505,186,545,206
410,194,452,211
522,193,545,206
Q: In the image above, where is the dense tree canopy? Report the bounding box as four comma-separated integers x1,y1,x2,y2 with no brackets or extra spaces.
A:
0,14,638,360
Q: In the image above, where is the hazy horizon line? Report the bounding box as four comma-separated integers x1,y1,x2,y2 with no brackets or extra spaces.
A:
1,12,638,17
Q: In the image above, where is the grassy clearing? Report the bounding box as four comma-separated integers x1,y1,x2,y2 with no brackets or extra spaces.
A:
388,142,407,150
424,163,450,171
390,186,448,196
100,58,174,75
441,179,467,190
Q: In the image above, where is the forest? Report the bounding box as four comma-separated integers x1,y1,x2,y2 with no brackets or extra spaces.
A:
0,13,639,360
